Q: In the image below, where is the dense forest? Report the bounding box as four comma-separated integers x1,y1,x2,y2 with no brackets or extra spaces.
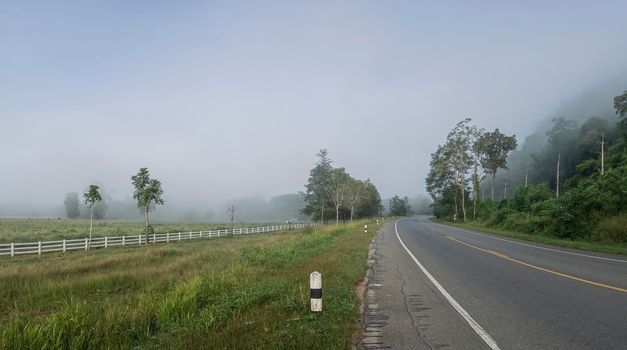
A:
426,89,627,244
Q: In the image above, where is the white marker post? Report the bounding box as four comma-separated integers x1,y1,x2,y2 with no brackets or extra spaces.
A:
310,271,322,312
376,219,379,226
364,224,368,234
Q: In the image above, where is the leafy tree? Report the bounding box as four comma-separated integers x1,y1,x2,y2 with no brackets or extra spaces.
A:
63,192,80,219
476,128,518,201
614,90,627,118
389,195,412,217
469,127,484,220
345,179,365,221
357,179,384,218
326,167,351,224
470,127,485,219
302,149,333,222
131,168,165,241
427,146,462,219
577,117,609,161
83,185,102,248
445,119,475,222
614,90,627,138
545,118,579,189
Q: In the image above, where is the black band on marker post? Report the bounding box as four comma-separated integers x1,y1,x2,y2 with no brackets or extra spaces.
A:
310,288,322,299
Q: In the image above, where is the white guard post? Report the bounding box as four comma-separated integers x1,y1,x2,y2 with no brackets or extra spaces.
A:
364,224,368,234
310,271,322,312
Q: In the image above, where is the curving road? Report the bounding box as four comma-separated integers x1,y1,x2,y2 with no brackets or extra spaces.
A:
359,217,627,349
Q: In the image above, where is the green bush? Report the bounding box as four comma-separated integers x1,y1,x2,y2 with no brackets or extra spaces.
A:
512,183,553,213
594,214,627,243
500,212,550,235
475,200,497,222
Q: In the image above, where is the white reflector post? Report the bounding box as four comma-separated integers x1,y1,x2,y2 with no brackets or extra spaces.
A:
364,224,368,234
310,271,322,312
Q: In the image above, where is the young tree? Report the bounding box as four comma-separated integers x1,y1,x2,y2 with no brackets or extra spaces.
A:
345,179,365,221
444,119,475,222
469,127,485,219
476,128,518,201
131,168,165,242
63,192,80,219
226,205,236,232
83,185,102,249
326,167,351,224
302,149,333,222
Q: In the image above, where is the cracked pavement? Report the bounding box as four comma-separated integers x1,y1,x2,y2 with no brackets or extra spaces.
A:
357,221,488,349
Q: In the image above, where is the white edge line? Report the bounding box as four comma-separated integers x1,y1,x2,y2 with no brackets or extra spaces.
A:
395,220,501,350
434,222,627,263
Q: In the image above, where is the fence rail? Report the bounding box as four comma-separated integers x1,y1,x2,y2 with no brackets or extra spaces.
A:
0,223,317,258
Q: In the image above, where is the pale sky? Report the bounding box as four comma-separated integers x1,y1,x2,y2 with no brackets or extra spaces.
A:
2,0,627,212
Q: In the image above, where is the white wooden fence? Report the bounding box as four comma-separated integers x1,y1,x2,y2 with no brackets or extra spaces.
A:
0,223,317,258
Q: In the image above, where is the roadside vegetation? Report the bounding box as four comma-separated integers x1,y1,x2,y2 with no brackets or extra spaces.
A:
0,220,379,349
427,90,627,249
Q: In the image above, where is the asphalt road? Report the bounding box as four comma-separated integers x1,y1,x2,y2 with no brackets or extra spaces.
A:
359,217,627,350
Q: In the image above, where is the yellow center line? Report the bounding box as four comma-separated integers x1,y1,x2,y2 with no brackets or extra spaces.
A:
446,236,627,294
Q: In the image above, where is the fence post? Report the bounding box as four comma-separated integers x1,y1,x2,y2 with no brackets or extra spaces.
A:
11,242,14,257
138,234,141,246
38,241,42,255
105,236,108,248
84,238,88,251
153,234,156,244
167,233,170,243
63,239,66,253
310,271,322,312
189,232,192,240
178,232,181,242
122,235,125,246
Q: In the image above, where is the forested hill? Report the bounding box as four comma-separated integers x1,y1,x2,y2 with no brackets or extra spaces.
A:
491,81,625,195
426,88,627,244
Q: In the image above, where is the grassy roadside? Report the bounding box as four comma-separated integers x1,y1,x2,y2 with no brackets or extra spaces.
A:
0,220,380,349
436,219,627,256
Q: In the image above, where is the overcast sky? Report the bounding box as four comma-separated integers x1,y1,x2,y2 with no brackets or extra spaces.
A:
2,1,627,211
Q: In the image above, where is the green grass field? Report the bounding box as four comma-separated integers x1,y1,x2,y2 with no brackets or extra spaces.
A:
0,219,275,243
0,220,378,349
439,220,627,256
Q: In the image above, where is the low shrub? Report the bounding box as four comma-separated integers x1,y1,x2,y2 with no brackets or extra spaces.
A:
594,214,627,244
500,212,549,235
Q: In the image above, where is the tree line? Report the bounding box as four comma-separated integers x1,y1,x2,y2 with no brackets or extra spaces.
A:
427,90,627,243
302,149,383,222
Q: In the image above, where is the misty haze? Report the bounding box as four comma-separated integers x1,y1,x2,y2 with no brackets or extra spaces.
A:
1,1,626,349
